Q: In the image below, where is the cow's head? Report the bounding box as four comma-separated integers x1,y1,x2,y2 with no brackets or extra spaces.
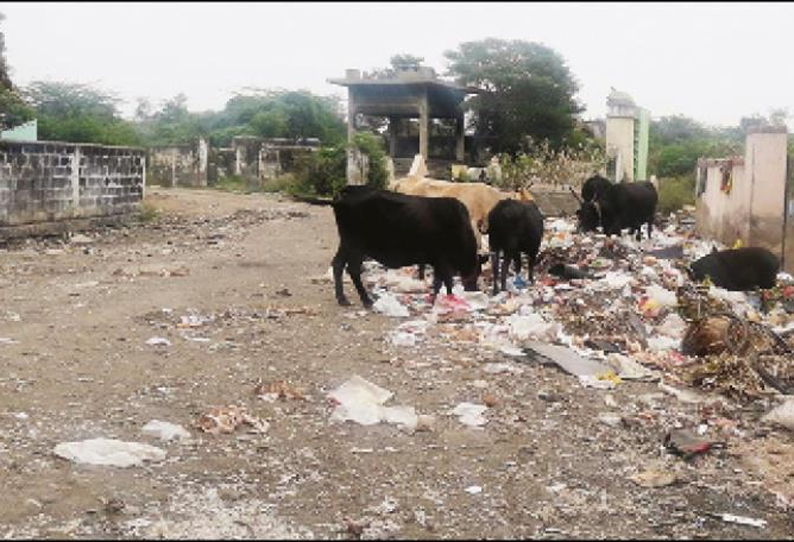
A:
461,254,489,291
576,201,601,233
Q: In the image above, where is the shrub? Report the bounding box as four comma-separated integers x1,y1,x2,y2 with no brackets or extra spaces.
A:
657,176,695,214
352,132,387,190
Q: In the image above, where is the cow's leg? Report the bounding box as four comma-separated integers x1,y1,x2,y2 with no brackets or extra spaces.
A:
430,262,454,298
634,226,642,242
500,251,510,293
431,268,443,299
417,264,426,281
528,253,536,284
514,253,523,284
647,218,653,239
346,255,373,308
491,251,500,295
332,247,351,306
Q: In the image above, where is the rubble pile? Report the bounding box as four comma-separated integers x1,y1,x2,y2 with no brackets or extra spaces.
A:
358,211,794,405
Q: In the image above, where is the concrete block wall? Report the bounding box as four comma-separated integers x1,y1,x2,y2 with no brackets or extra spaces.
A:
147,139,208,187
0,140,145,228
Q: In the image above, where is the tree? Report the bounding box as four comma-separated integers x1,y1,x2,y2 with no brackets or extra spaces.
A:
0,12,35,130
390,54,424,71
0,13,12,91
21,81,140,145
207,89,345,146
648,115,742,179
444,38,584,154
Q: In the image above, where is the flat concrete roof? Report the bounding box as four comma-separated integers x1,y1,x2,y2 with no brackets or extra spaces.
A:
327,77,481,95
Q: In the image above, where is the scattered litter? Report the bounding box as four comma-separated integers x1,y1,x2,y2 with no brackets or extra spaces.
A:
524,341,611,378
507,313,559,342
372,294,410,318
482,362,524,375
762,399,794,432
53,438,166,467
253,380,306,401
141,420,191,441
707,513,767,529
195,405,270,435
145,337,172,347
605,353,658,381
69,233,94,245
630,469,677,488
327,375,417,431
665,429,722,459
464,485,483,495
450,402,488,427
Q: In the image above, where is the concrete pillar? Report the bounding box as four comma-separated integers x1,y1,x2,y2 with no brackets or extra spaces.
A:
346,88,357,185
419,92,429,162
388,117,399,158
71,146,81,211
455,113,465,162
347,89,357,146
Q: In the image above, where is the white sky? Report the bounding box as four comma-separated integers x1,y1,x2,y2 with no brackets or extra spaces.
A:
3,2,793,129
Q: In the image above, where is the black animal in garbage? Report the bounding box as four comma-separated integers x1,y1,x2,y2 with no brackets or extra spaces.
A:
575,181,658,241
688,246,780,291
581,174,613,203
487,199,545,295
548,262,597,281
330,185,483,307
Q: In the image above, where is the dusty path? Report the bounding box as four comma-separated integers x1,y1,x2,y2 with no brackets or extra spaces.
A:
0,187,792,539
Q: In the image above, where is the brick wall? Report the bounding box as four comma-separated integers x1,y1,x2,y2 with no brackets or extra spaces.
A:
0,140,145,228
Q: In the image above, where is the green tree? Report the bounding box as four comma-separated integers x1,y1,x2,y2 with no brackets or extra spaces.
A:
207,89,344,146
648,115,742,178
390,54,424,71
21,81,140,145
444,38,583,154
0,12,13,91
0,12,35,130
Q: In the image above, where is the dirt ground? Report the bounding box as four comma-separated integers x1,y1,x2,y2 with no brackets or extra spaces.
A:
1,187,792,539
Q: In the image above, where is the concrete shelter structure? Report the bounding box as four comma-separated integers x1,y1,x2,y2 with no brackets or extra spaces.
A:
329,66,480,182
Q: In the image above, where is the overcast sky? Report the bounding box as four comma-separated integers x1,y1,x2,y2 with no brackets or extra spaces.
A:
2,2,793,128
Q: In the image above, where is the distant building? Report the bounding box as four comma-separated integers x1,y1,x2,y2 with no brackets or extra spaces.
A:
328,66,481,182
605,89,648,182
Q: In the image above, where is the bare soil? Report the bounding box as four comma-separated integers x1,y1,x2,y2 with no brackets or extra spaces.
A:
0,187,792,539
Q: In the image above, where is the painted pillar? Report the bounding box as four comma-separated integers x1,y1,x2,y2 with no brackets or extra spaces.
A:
455,113,465,162
418,90,429,162
346,87,359,185
389,116,399,158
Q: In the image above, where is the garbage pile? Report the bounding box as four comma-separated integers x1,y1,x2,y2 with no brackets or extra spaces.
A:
353,212,794,404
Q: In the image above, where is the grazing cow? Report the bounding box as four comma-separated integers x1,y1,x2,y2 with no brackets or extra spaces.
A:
487,199,545,295
331,185,483,307
581,174,613,203
391,175,534,237
689,246,779,291
392,175,533,281
575,181,658,241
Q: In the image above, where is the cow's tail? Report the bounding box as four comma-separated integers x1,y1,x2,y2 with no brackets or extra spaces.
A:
289,194,335,206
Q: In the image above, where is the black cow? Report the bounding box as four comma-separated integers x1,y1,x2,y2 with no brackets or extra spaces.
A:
689,246,779,291
487,199,545,295
331,185,482,307
581,174,613,203
576,181,658,241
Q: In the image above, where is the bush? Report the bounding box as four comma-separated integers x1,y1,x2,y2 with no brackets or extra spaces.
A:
214,175,259,194
291,146,347,197
260,174,295,193
352,132,387,190
657,176,695,214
